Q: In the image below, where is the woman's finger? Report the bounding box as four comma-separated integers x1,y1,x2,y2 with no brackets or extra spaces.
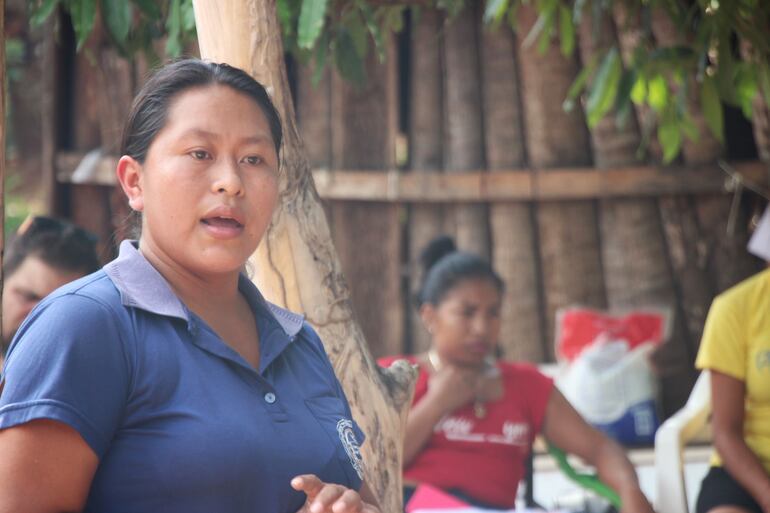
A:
291,474,324,498
331,488,363,513
308,483,346,513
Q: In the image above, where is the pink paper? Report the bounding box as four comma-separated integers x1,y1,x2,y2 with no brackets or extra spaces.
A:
405,484,471,512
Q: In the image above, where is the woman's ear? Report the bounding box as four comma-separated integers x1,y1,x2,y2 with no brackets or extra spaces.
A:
116,156,144,212
419,304,436,335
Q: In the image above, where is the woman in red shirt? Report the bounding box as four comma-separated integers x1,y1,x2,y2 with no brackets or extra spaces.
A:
379,236,653,513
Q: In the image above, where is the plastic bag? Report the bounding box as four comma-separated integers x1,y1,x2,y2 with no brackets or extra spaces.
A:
554,307,670,445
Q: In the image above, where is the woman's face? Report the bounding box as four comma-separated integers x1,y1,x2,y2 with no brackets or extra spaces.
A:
421,278,502,368
121,85,279,276
2,256,85,345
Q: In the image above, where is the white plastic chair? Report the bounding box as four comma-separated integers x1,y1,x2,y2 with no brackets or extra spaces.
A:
654,371,712,513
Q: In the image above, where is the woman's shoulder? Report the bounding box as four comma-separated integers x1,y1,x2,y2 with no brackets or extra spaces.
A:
30,270,125,321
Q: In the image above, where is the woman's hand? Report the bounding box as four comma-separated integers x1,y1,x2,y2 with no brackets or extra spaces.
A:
291,475,380,513
425,365,479,415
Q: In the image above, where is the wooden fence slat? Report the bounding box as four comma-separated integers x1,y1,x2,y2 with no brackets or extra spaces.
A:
57,152,768,201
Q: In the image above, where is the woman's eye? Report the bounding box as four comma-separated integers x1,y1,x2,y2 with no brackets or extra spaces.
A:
243,155,263,166
190,150,210,160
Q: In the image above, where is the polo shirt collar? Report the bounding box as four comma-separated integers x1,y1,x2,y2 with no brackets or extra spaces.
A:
104,241,304,339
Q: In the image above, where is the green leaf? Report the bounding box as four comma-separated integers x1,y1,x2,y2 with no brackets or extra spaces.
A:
680,113,699,143
30,0,60,27
165,0,182,57
483,0,509,25
335,29,365,85
586,47,622,127
733,64,756,120
563,57,596,112
181,0,196,32
572,0,588,24
630,76,647,105
559,4,575,57
614,69,637,110
658,117,682,163
700,76,724,142
346,11,369,59
69,0,98,50
102,0,132,45
311,30,330,87
357,2,383,61
298,0,328,49
715,34,738,105
131,0,160,19
647,74,668,113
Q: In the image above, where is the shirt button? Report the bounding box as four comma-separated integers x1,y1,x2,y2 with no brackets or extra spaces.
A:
264,392,276,404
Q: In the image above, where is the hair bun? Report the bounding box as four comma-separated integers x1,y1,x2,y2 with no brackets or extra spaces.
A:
420,235,457,274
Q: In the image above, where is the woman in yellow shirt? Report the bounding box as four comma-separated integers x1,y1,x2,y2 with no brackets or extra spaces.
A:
695,266,770,513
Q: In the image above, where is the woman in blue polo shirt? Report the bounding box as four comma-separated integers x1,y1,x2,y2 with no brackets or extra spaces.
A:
0,60,378,513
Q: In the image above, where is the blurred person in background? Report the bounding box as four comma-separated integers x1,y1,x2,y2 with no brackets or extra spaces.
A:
380,236,653,513
2,216,100,357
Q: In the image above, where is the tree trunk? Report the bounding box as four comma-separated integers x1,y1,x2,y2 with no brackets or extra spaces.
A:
578,11,695,415
443,3,488,258
408,7,446,354
192,2,416,511
652,9,764,413
328,42,404,360
480,20,545,362
517,5,605,352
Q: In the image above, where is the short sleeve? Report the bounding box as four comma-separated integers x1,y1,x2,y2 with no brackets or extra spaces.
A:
512,363,554,438
303,324,366,446
696,294,745,381
0,293,132,458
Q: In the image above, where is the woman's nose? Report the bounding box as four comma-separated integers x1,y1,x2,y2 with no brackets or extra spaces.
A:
212,159,244,196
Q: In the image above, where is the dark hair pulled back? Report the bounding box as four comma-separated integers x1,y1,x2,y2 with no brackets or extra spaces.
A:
121,59,283,163
415,235,504,307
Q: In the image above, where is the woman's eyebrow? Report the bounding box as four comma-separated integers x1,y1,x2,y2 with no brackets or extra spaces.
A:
178,128,271,143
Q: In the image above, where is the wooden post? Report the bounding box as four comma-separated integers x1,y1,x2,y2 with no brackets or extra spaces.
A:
480,18,546,362
443,3,489,258
407,6,446,354
191,2,416,511
517,4,607,351
328,40,404,360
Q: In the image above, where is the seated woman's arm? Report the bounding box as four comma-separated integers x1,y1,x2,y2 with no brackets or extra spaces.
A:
711,370,770,513
542,389,653,513
0,419,97,513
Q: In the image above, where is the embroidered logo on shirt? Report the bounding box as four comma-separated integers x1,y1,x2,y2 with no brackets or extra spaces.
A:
336,419,364,479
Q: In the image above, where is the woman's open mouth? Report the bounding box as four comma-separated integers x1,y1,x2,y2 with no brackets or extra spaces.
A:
201,215,244,239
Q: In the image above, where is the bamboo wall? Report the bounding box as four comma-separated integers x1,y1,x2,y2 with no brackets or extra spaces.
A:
294,3,766,417
10,0,767,418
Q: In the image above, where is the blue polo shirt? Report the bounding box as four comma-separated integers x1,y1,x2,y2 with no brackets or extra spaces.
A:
0,241,365,513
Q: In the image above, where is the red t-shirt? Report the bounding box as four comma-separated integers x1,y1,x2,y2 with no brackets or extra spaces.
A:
378,355,554,509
